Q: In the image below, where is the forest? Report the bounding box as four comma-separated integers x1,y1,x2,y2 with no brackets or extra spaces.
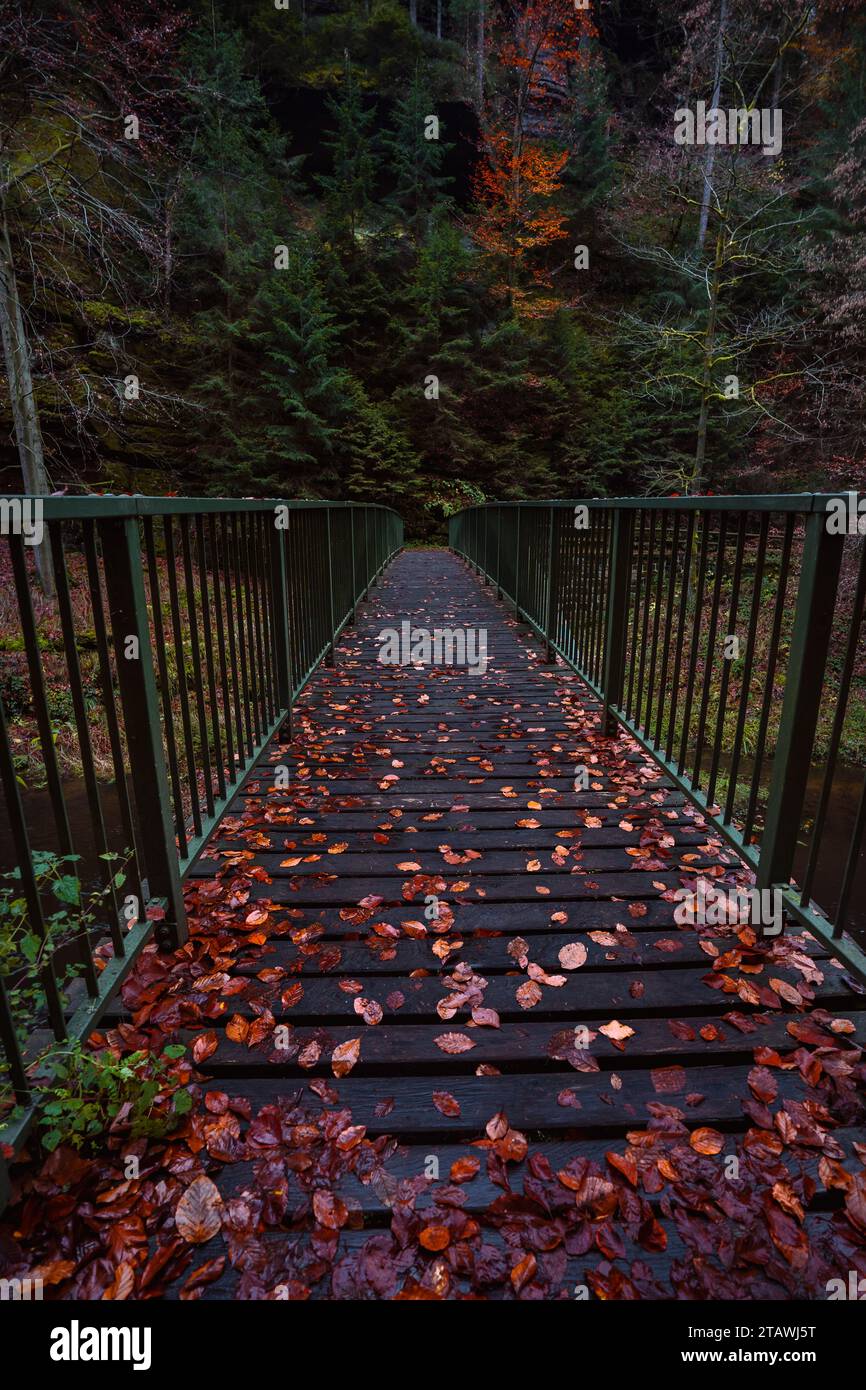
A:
1,0,864,537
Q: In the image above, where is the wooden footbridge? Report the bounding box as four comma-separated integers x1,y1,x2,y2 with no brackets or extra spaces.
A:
1,496,865,1300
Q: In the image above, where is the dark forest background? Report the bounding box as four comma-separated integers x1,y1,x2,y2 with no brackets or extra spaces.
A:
1,0,864,537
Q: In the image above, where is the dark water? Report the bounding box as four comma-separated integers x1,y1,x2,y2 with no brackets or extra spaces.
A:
1,764,863,934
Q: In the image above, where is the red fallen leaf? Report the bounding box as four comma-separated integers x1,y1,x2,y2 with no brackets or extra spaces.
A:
557,1089,582,1108
354,996,383,1025
327,842,348,854
668,1020,695,1042
371,921,400,938
338,979,364,994
690,1126,725,1155
374,1097,395,1118
434,1032,475,1054
450,1156,480,1183
332,1037,361,1076
748,1065,778,1104
386,991,405,1010
845,1171,866,1232
471,1007,500,1028
772,1181,805,1222
193,1031,219,1063
30,1259,76,1287
765,1201,810,1268
102,1261,136,1300
245,908,269,926
395,1280,444,1300
175,1176,223,1243
507,936,529,960
559,942,587,970
510,1252,537,1293
818,1156,852,1192
419,1225,451,1251
651,1066,686,1094
495,1128,528,1162
628,903,647,918
179,1256,226,1301
606,1150,638,1186
432,1090,461,1117
313,1189,349,1230
397,861,421,871
281,983,304,1009
638,1216,667,1252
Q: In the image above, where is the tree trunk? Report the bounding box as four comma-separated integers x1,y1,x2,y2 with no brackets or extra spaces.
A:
696,0,729,254
409,0,417,25
693,208,726,491
0,194,54,594
476,0,485,111
436,0,442,40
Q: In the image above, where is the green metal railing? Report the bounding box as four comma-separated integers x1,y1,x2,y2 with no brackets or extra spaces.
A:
0,496,402,1192
451,496,866,979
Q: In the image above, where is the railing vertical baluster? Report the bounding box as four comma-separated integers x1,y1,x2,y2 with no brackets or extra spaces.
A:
207,513,237,790
98,516,187,949
325,509,337,665
514,505,522,615
543,505,558,662
270,511,294,741
601,508,633,736
0,694,68,1037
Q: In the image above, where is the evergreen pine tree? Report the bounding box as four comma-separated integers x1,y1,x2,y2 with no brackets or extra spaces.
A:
383,65,452,239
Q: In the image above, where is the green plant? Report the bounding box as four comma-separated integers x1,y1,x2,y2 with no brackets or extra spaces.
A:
0,850,129,1082
37,1041,191,1152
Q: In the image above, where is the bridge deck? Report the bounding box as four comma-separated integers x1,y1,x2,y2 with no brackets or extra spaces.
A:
132,549,865,1298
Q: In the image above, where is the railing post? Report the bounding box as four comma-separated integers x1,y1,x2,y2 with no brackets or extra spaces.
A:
325,509,337,665
98,516,187,949
756,510,844,896
495,505,502,598
543,505,559,663
270,513,294,740
601,507,633,736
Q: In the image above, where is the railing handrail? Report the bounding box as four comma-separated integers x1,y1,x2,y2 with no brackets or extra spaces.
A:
450,493,844,514
0,493,402,519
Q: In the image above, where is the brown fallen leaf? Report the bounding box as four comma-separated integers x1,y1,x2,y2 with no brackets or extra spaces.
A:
434,1032,475,1054
559,941,588,970
516,980,542,1010
175,1176,223,1244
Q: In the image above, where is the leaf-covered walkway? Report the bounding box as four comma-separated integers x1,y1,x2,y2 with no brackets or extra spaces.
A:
9,549,866,1299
